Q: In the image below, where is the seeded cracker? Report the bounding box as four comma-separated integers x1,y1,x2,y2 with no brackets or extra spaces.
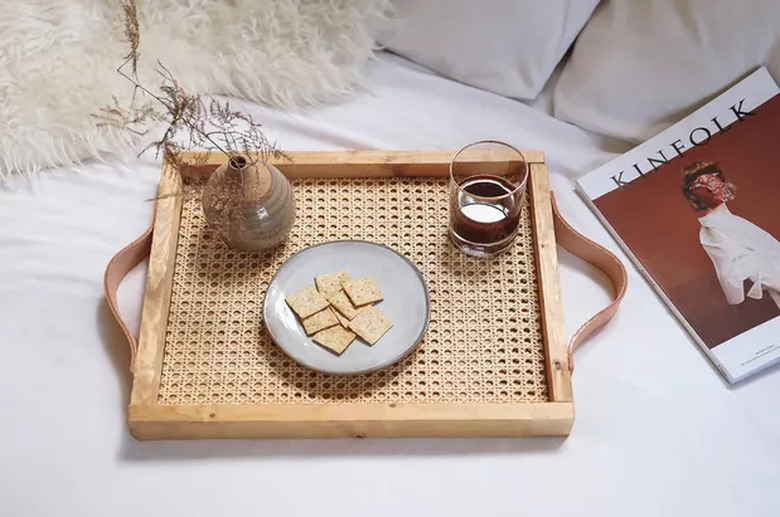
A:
302,307,339,336
342,276,384,306
334,311,351,328
315,270,350,297
313,325,356,355
326,289,359,319
285,286,330,319
349,306,393,345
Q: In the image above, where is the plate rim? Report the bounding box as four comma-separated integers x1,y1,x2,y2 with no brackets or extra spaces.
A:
262,240,431,375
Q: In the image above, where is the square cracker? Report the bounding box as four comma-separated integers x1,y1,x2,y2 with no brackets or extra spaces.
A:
315,270,349,297
326,289,359,320
349,306,393,345
342,276,384,306
334,311,351,328
302,307,339,336
286,285,329,319
312,325,356,355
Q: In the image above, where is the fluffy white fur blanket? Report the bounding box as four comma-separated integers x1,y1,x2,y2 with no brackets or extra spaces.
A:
0,0,390,179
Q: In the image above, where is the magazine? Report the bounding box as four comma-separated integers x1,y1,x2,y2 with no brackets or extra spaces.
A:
577,67,780,384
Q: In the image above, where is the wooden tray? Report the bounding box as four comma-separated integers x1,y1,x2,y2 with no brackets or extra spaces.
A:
128,150,572,439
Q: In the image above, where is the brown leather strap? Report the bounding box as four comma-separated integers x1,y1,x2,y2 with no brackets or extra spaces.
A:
104,197,627,373
550,193,627,371
103,213,155,372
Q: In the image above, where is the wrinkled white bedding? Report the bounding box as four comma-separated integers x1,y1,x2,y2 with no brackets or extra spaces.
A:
1,53,778,517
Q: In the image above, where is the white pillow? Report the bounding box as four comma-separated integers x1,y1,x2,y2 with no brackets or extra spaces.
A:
554,0,780,143
382,0,599,100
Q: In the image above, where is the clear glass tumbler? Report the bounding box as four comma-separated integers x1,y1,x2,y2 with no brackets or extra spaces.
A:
448,140,529,257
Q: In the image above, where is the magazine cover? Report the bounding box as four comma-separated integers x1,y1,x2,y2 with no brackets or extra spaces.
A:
577,68,780,384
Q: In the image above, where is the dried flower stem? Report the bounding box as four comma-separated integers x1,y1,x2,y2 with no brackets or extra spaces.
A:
95,0,285,172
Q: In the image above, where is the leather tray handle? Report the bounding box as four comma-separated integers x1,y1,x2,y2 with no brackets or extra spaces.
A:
104,197,627,373
549,193,628,371
103,218,155,372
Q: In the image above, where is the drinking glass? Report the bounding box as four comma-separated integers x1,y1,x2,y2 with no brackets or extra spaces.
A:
448,140,529,257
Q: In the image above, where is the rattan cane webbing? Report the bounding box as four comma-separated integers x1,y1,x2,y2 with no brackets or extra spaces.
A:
157,176,549,405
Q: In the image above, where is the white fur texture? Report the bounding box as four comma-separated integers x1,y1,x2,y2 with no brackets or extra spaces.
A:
0,0,390,179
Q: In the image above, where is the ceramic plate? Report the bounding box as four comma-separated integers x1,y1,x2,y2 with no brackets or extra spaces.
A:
263,241,430,375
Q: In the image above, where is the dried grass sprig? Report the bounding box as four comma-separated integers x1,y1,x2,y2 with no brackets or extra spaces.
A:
95,0,286,172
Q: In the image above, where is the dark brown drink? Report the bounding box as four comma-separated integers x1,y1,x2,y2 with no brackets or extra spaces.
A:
448,141,528,257
450,174,523,248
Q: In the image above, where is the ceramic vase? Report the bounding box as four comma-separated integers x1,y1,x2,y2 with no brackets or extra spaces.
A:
201,156,296,250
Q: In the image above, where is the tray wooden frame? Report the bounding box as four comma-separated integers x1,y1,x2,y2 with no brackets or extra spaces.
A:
128,150,573,439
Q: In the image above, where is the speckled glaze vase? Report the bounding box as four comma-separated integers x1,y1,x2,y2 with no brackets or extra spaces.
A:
201,156,296,250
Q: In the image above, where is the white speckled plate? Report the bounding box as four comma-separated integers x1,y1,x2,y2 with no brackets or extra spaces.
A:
263,241,430,375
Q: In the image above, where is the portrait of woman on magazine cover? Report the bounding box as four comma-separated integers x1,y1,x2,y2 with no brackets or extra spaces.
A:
682,161,780,310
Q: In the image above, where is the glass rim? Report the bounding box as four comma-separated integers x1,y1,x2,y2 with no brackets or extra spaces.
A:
449,139,529,200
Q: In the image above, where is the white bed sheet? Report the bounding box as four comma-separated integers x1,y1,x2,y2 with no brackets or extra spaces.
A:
1,53,778,517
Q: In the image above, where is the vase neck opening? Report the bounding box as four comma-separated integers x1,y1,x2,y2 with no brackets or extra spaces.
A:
228,156,248,171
